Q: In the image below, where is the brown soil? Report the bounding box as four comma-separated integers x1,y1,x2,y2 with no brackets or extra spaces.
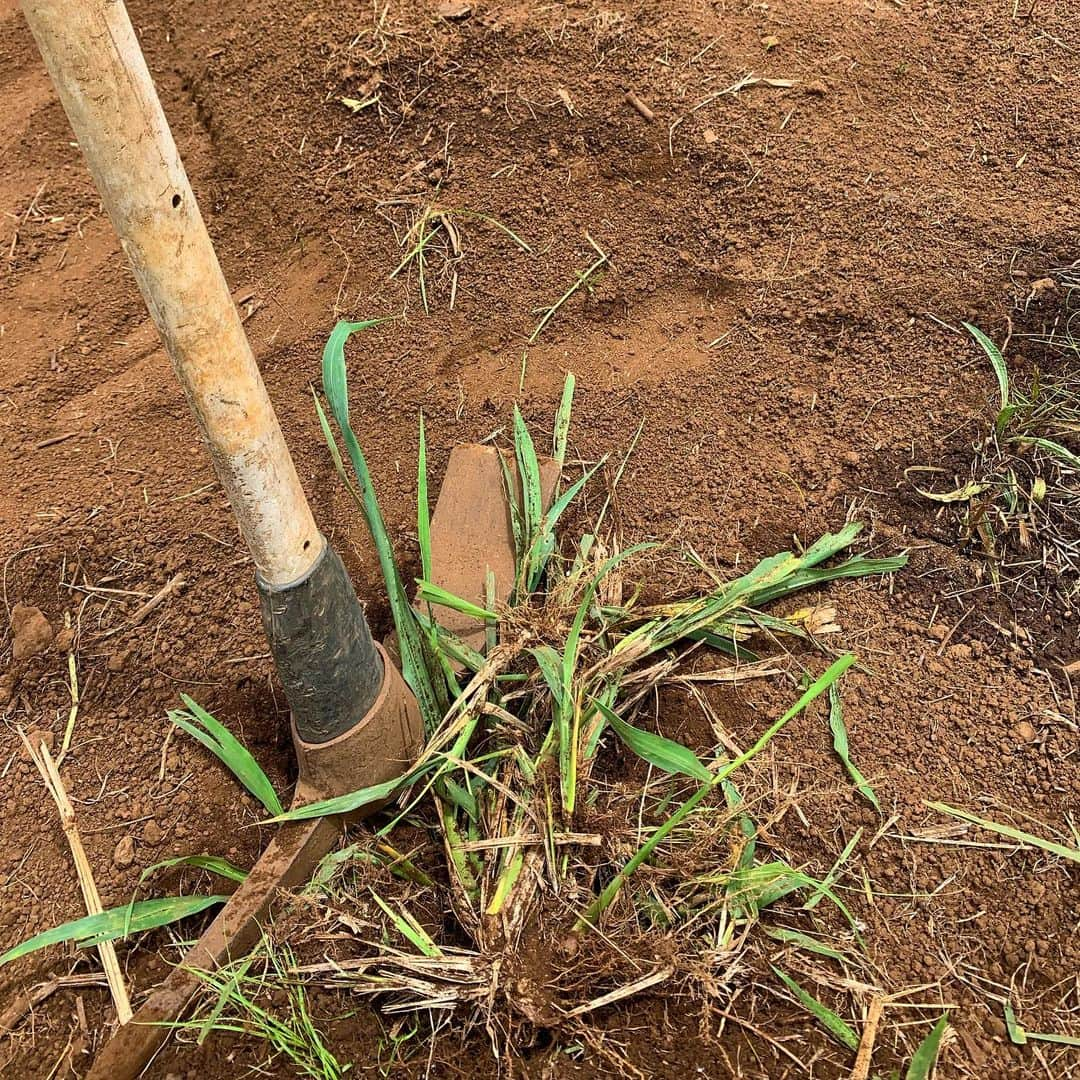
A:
1,0,1078,1077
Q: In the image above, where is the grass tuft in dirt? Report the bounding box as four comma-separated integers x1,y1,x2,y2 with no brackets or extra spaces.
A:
231,319,912,1066
914,309,1080,598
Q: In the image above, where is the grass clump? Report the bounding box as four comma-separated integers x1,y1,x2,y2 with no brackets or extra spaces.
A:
271,319,909,1060
916,310,1080,596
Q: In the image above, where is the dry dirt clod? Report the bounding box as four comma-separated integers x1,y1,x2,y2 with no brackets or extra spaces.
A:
804,79,829,96
113,835,136,869
1014,720,1037,742
436,1,471,18
106,649,131,672
761,34,780,50
142,820,164,846
10,603,53,659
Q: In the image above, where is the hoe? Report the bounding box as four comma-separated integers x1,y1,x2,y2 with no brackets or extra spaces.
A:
20,0,528,1074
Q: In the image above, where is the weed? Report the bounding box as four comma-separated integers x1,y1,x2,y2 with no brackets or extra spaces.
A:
1004,1000,1080,1048
916,315,1080,593
828,683,880,811
906,1013,950,1079
178,940,347,1080
264,319,911,1058
771,964,859,1051
927,802,1080,864
388,202,530,313
167,694,284,817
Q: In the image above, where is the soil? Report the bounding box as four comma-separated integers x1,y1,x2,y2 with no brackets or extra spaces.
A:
1,0,1078,1077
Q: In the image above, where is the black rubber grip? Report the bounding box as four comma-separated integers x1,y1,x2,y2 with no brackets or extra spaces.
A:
257,539,383,743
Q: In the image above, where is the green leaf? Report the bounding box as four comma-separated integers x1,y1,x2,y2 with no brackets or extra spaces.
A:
320,319,443,732
524,458,606,591
0,895,225,967
577,654,855,929
593,699,711,781
772,966,859,1051
746,554,908,607
370,889,442,958
267,764,428,824
963,322,1009,412
764,926,847,962
828,684,880,812
417,413,432,584
414,580,496,622
512,405,542,543
798,521,864,567
1003,1001,1080,1047
1024,436,1080,469
906,1013,950,1079
498,450,525,575
1004,1001,1026,1045
138,855,249,885
914,480,989,504
169,697,283,818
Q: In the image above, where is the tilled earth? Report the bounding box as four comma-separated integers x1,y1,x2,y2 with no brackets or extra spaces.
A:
1,0,1078,1076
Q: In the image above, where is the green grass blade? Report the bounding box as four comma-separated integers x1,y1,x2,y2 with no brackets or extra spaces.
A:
0,895,225,966
531,645,568,711
771,966,859,1051
553,372,575,469
497,451,525,576
524,458,607,590
321,319,443,732
139,855,248,885
414,612,486,673
417,413,432,583
370,889,442,958
746,554,908,607
906,1013,950,1079
798,522,863,568
170,696,283,817
267,763,431,824
512,405,542,543
1024,436,1080,469
451,210,533,253
763,926,848,962
593,699,711,781
927,802,1080,863
577,654,855,928
828,684,880,811
1004,1001,1027,1045
564,543,653,689
964,321,1009,411
414,580,497,622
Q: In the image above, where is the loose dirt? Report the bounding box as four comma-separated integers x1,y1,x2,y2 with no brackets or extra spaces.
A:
1,0,1077,1077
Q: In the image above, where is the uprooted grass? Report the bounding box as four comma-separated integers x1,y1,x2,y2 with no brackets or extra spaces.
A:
243,319,909,1069
384,198,531,313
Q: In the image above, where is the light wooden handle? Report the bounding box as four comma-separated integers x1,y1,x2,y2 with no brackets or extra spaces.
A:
22,0,322,584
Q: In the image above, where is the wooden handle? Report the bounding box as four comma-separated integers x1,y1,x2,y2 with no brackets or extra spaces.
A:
21,0,321,584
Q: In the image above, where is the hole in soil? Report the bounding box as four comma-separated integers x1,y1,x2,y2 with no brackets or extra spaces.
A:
530,1028,554,1051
